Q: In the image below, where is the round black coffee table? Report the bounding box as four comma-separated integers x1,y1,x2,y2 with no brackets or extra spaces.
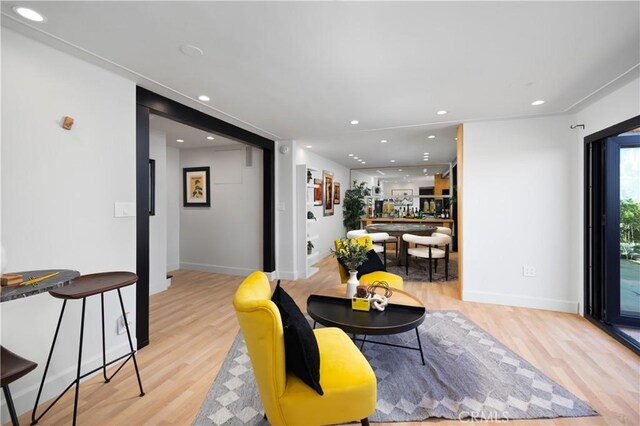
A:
307,288,427,364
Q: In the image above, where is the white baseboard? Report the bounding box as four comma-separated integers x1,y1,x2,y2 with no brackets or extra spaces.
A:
180,262,261,278
149,279,169,295
275,270,298,280
1,342,134,419
463,290,579,313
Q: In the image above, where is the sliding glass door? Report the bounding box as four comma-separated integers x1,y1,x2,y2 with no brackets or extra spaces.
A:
604,137,640,326
585,116,640,351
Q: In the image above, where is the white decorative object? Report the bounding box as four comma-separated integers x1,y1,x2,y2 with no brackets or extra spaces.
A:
370,294,389,311
346,271,359,297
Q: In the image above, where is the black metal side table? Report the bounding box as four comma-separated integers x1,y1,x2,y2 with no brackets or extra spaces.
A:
31,272,145,426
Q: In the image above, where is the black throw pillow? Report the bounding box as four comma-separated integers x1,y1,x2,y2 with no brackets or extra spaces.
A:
271,281,323,395
339,249,386,279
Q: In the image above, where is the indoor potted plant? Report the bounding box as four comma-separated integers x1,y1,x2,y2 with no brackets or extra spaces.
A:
307,240,314,255
332,238,369,297
342,181,371,231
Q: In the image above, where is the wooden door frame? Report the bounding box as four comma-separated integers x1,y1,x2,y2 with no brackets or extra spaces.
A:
135,87,275,348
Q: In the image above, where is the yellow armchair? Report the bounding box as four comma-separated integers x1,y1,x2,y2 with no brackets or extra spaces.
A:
334,236,404,289
233,272,377,426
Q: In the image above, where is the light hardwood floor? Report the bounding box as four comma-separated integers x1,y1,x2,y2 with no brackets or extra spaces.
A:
15,255,639,425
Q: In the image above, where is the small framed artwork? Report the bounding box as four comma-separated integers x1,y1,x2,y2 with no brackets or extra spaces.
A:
334,182,341,204
149,159,156,216
323,170,334,216
314,178,322,206
183,166,211,207
391,189,413,205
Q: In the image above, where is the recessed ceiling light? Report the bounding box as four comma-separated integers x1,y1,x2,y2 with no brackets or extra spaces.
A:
398,169,403,171
354,156,359,160
348,153,354,157
428,135,436,139
423,158,429,161
198,95,210,102
380,139,388,143
306,145,313,149
531,100,545,106
390,160,396,163
423,152,429,155
13,6,46,22
361,162,366,164
437,110,448,115
179,44,204,56
176,139,184,143
423,168,427,172
206,136,215,140
350,120,359,125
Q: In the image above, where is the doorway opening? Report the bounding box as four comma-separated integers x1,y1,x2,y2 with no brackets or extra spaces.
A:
136,88,275,348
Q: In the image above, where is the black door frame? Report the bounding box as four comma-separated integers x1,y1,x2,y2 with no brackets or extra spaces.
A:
584,114,640,354
135,87,275,348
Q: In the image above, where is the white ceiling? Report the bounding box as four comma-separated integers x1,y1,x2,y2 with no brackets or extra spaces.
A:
354,164,451,186
150,115,245,150
2,1,638,168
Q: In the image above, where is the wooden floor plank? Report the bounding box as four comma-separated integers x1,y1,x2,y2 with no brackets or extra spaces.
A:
13,254,640,425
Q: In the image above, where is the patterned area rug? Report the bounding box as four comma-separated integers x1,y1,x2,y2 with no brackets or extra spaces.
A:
193,311,596,425
386,257,459,282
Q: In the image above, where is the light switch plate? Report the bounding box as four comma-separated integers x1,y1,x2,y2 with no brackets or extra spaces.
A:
114,202,136,217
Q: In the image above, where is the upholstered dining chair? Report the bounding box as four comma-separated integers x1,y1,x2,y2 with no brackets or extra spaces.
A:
233,272,377,426
334,236,403,289
434,226,452,236
346,230,393,264
402,233,451,281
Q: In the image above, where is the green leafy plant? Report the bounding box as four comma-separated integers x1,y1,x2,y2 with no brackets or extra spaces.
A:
307,211,317,221
332,238,369,271
307,170,313,183
342,180,371,232
307,240,314,254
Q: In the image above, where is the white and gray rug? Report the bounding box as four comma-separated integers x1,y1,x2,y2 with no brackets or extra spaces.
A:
193,311,597,425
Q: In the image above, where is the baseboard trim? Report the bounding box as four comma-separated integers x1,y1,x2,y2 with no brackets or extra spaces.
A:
179,262,259,277
2,342,134,419
275,270,298,281
463,290,579,313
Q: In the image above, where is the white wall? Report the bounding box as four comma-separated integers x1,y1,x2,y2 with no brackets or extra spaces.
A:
1,29,136,417
149,129,168,294
180,147,263,275
572,74,640,315
166,146,181,272
463,115,579,312
275,140,297,279
296,148,351,258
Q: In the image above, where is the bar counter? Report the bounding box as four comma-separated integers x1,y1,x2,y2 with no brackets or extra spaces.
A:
361,217,453,228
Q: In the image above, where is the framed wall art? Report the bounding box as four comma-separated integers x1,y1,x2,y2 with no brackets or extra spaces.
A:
183,166,211,207
333,182,341,205
313,178,322,206
323,170,334,216
391,188,413,205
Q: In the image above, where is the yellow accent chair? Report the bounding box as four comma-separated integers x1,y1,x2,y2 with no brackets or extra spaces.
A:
233,271,377,426
334,236,404,289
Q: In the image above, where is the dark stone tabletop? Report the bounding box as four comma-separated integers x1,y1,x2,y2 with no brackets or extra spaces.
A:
0,269,80,302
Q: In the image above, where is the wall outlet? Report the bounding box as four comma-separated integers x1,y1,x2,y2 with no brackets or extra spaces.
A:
522,265,536,277
117,312,134,335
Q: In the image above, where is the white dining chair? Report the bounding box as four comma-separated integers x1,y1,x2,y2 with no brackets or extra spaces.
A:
402,233,451,281
346,230,391,264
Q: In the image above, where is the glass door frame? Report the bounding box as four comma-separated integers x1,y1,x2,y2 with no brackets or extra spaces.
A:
584,115,640,353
